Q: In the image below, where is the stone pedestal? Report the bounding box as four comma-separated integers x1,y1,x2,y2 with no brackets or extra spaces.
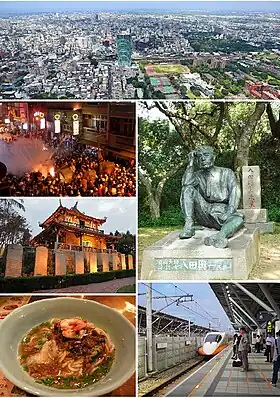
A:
5,244,23,277
34,246,48,276
111,253,119,270
55,252,66,275
89,252,97,273
102,252,109,272
75,251,84,274
242,166,274,233
128,254,134,270
120,254,126,270
141,227,260,280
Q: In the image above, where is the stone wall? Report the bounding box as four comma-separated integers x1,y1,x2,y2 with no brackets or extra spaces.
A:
3,244,134,277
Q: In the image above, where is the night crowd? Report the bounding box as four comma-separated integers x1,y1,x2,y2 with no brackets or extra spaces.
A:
0,131,136,197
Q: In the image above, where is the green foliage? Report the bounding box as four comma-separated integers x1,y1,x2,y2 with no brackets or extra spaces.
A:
116,231,136,255
268,208,280,223
117,284,136,293
139,207,184,228
139,101,280,226
0,269,136,293
139,116,187,187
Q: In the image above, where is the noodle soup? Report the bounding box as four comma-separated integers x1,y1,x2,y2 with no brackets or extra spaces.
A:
18,318,115,389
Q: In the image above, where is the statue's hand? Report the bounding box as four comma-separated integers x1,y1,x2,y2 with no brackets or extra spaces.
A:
188,151,196,167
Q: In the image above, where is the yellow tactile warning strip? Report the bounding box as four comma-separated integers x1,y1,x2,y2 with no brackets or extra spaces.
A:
253,357,273,390
187,348,229,397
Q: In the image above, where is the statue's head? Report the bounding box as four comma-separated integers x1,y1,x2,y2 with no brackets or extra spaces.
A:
196,146,215,170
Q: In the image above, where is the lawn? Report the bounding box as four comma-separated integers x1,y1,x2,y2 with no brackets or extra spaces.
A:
138,224,280,279
117,284,136,293
138,226,180,275
154,64,190,74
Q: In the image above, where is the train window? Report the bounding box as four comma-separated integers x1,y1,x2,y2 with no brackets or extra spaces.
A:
205,334,220,343
216,335,222,343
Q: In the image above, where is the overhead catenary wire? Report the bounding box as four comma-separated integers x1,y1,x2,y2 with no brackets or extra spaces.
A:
141,282,219,329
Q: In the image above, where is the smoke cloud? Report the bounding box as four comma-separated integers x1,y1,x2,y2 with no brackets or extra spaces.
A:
0,138,55,176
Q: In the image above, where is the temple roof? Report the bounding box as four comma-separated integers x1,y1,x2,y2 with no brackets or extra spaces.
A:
31,221,121,245
40,202,107,229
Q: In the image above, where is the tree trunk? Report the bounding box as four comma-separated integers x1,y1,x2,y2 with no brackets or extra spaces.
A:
139,170,161,219
139,157,188,220
234,102,266,174
149,195,161,219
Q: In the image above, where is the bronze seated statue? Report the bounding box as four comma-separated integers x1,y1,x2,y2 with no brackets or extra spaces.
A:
179,146,244,249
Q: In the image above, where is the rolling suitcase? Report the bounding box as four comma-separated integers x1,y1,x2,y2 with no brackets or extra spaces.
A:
232,359,242,367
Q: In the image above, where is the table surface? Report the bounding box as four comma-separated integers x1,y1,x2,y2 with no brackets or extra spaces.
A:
0,295,136,397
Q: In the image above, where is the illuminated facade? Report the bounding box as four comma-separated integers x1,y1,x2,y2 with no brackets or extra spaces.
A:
31,202,120,252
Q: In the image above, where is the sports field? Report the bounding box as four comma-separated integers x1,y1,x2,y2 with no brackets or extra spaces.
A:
145,63,190,75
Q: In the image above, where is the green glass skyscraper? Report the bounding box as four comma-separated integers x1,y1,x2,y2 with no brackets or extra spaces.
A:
116,31,132,67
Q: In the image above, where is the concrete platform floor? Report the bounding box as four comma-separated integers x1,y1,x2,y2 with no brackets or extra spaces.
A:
167,345,280,397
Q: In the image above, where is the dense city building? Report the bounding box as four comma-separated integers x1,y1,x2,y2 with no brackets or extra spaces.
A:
0,11,279,99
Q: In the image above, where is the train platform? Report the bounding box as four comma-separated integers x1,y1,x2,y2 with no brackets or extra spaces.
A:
167,345,279,397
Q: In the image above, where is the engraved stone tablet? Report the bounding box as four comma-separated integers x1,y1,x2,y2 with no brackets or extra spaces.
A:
75,251,84,274
242,166,261,209
55,252,66,275
34,246,48,276
5,244,23,277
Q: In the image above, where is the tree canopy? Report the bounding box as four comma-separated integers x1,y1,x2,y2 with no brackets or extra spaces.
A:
139,101,280,225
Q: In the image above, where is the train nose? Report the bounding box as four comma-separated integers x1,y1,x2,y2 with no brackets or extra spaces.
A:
203,342,218,355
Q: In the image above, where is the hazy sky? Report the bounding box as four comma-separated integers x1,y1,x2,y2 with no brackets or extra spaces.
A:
138,282,232,331
0,1,279,15
19,197,136,237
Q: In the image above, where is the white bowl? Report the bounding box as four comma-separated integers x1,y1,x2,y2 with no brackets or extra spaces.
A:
0,297,135,396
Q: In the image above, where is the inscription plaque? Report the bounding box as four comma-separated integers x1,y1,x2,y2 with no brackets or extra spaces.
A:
154,258,232,272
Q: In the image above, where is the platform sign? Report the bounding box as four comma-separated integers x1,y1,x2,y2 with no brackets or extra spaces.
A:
156,343,167,349
258,311,273,322
266,320,274,334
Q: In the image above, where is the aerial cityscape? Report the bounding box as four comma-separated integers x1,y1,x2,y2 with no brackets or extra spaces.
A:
0,2,279,100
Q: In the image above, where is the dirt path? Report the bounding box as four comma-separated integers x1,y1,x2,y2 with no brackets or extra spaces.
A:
35,276,136,293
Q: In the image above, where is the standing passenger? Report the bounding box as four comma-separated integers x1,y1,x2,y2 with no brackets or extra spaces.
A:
272,331,280,386
266,333,274,362
238,327,250,372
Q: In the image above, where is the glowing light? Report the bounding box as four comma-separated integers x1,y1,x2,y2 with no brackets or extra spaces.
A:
40,118,46,129
4,118,10,124
55,119,61,134
72,113,79,121
73,120,79,135
49,167,55,177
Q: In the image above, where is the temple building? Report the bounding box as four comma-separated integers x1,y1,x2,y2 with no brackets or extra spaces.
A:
31,201,120,253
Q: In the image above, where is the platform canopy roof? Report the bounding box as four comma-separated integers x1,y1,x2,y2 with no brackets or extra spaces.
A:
138,305,211,336
210,283,280,331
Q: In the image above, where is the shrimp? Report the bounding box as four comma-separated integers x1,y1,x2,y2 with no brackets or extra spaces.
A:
60,318,88,339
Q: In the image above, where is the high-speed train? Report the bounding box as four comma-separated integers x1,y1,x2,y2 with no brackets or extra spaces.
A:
198,332,230,357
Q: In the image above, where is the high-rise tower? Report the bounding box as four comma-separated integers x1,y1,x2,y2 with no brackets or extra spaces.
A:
116,30,132,67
